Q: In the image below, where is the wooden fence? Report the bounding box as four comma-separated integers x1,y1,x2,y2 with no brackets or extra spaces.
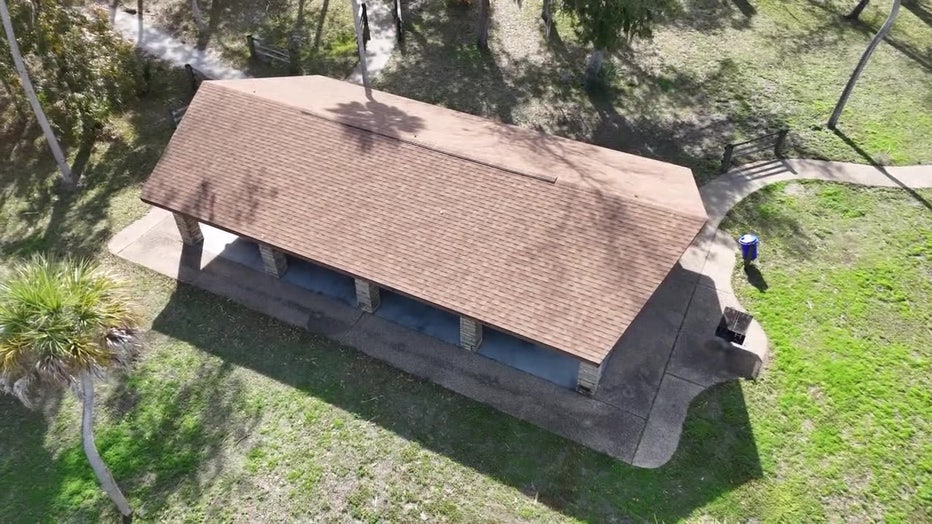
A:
246,34,300,74
720,129,789,173
169,106,188,128
184,64,212,93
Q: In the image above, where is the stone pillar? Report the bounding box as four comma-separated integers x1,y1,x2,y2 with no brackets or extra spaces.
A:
459,317,483,351
355,278,381,313
173,213,203,245
576,361,602,395
258,244,288,278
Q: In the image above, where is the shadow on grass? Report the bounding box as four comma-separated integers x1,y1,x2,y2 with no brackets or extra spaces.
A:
832,127,932,211
147,278,763,522
744,263,769,292
668,0,757,31
154,0,356,78
0,396,64,520
798,0,932,72
0,59,188,261
0,357,259,521
721,183,816,261
376,0,520,123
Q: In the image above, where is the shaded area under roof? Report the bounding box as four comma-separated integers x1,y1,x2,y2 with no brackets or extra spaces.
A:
141,76,707,364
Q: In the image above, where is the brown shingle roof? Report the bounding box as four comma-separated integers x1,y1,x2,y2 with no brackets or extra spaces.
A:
142,76,707,365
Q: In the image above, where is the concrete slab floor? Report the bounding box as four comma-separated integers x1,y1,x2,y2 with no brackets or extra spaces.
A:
109,207,754,467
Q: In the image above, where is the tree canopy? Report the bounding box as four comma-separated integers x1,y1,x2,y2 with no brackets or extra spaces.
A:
0,256,141,406
0,0,141,144
561,0,677,51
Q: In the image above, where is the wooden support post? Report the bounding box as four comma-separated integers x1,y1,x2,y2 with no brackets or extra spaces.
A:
774,129,788,157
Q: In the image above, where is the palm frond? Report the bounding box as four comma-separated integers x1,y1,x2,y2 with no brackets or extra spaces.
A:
0,254,143,408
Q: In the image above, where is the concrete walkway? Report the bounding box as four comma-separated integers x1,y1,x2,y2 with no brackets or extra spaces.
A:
106,1,397,84
109,7,246,80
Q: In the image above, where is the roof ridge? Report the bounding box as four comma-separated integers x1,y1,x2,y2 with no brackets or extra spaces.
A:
207,82,707,222
210,82,558,186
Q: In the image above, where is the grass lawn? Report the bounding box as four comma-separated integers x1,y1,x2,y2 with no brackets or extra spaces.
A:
2,73,931,519
377,0,932,181
720,181,932,521
1,1,931,521
114,0,358,78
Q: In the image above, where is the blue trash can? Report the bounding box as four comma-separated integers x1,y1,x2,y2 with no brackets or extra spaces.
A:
738,233,760,263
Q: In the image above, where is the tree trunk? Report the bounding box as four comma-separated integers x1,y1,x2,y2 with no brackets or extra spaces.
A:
191,0,207,34
80,372,133,520
846,0,870,19
137,0,144,46
0,0,74,188
476,0,490,50
585,48,604,83
541,0,552,38
828,0,901,129
350,0,370,88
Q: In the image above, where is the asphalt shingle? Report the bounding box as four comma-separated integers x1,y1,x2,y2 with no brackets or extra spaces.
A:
142,76,707,365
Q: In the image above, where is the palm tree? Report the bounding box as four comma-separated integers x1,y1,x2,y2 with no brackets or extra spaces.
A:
0,256,142,521
0,0,74,187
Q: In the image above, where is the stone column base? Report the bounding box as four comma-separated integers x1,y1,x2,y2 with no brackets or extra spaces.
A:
460,317,483,351
258,244,288,278
577,361,602,395
355,278,381,313
172,213,203,245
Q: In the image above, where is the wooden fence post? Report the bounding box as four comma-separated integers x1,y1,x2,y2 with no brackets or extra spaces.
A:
394,0,404,43
246,34,257,58
184,63,197,93
720,143,735,174
287,37,301,75
774,129,788,157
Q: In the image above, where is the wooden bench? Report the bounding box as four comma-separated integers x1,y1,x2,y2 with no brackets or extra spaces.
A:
246,34,300,74
720,129,789,173
184,64,212,93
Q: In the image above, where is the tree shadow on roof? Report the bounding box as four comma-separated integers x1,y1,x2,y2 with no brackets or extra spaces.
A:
324,98,426,151
147,258,762,521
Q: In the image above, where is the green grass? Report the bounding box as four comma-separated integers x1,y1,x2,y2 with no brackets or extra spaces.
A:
2,104,930,521
2,2,931,521
377,0,932,181
720,181,932,522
